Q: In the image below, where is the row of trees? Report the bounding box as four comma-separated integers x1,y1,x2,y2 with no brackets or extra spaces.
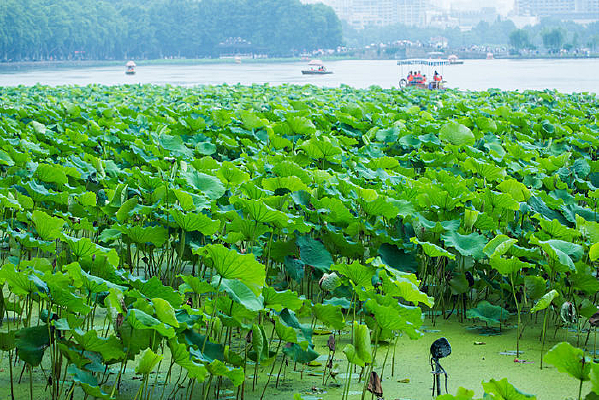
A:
509,18,599,53
0,0,343,61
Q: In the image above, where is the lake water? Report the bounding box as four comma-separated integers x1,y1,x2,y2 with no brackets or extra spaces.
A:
1,59,598,93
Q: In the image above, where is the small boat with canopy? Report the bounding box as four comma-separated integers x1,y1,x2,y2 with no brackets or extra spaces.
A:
125,61,136,75
301,59,333,75
397,59,449,89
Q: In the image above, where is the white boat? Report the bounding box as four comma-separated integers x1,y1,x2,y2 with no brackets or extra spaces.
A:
125,60,136,75
302,59,333,75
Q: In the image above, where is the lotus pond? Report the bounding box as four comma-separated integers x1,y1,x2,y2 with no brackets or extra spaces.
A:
0,84,597,400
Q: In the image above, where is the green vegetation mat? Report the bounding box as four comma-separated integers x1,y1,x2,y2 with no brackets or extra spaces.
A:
0,84,597,400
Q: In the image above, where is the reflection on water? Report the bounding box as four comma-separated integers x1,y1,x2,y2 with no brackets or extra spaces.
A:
1,59,599,93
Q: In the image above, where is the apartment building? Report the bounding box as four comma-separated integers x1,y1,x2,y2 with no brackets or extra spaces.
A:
300,0,428,28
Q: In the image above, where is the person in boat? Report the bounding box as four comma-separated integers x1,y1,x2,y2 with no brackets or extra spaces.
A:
434,71,442,82
407,71,414,83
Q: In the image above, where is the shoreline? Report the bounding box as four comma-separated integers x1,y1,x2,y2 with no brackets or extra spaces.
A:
1,54,598,72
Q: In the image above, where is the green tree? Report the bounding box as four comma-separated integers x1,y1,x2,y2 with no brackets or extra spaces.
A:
541,28,565,53
509,29,532,52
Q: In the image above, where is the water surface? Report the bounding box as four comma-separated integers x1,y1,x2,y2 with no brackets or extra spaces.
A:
1,59,598,93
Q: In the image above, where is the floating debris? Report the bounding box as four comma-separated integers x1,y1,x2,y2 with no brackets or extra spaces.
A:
397,378,410,383
474,341,486,345
500,351,523,356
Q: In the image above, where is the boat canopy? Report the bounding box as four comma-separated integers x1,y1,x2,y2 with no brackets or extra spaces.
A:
308,59,324,66
126,60,136,67
397,59,450,66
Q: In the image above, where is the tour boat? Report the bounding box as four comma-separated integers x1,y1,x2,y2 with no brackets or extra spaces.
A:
125,60,136,75
301,59,333,75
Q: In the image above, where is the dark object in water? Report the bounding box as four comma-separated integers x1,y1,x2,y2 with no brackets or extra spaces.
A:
589,311,599,327
367,371,383,397
430,337,451,396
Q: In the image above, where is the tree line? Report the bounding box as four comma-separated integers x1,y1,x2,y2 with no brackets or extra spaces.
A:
509,18,599,53
0,0,343,62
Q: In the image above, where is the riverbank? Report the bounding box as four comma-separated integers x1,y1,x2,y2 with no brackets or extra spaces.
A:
0,56,354,72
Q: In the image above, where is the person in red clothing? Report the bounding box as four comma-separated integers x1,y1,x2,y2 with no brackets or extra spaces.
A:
407,71,414,83
434,70,442,82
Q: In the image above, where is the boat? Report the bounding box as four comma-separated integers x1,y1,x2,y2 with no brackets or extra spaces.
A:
302,59,333,75
448,55,464,65
125,60,136,75
397,59,449,90
486,52,494,60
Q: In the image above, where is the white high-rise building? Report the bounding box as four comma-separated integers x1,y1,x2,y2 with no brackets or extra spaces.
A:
300,0,428,28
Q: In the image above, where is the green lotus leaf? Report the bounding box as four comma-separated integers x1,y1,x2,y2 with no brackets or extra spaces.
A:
353,322,372,364
116,197,138,223
484,235,518,258
158,134,193,158
262,287,303,312
178,275,215,295
216,161,250,187
284,256,305,282
530,289,559,313
169,209,220,234
331,261,375,290
32,209,65,241
127,309,176,339
274,317,301,347
72,329,125,362
131,276,182,307
466,301,509,325
539,219,579,242
234,198,289,226
168,339,207,381
343,343,365,367
463,157,506,182
449,272,470,295
0,331,16,351
497,179,531,202
219,278,263,312
35,163,68,185
152,297,180,328
296,235,333,272
482,378,536,400
136,348,163,375
262,176,309,193
591,362,599,395
67,365,113,400
196,244,265,295
251,323,264,360
15,325,50,366
285,115,316,135
524,276,546,300
544,342,591,381
206,360,244,387
442,231,487,260
411,238,456,260
239,109,266,130
439,122,475,147
313,303,345,330
490,256,533,276
530,236,583,271
122,225,168,247
300,136,342,161
182,169,226,200
590,242,599,261
280,308,312,345
364,299,422,338
283,343,319,364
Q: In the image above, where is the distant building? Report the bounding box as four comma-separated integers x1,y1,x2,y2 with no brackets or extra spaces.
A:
515,0,599,21
300,0,428,28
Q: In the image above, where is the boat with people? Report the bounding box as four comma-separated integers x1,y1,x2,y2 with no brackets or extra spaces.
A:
125,60,136,75
301,59,333,75
448,55,464,65
397,59,449,90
